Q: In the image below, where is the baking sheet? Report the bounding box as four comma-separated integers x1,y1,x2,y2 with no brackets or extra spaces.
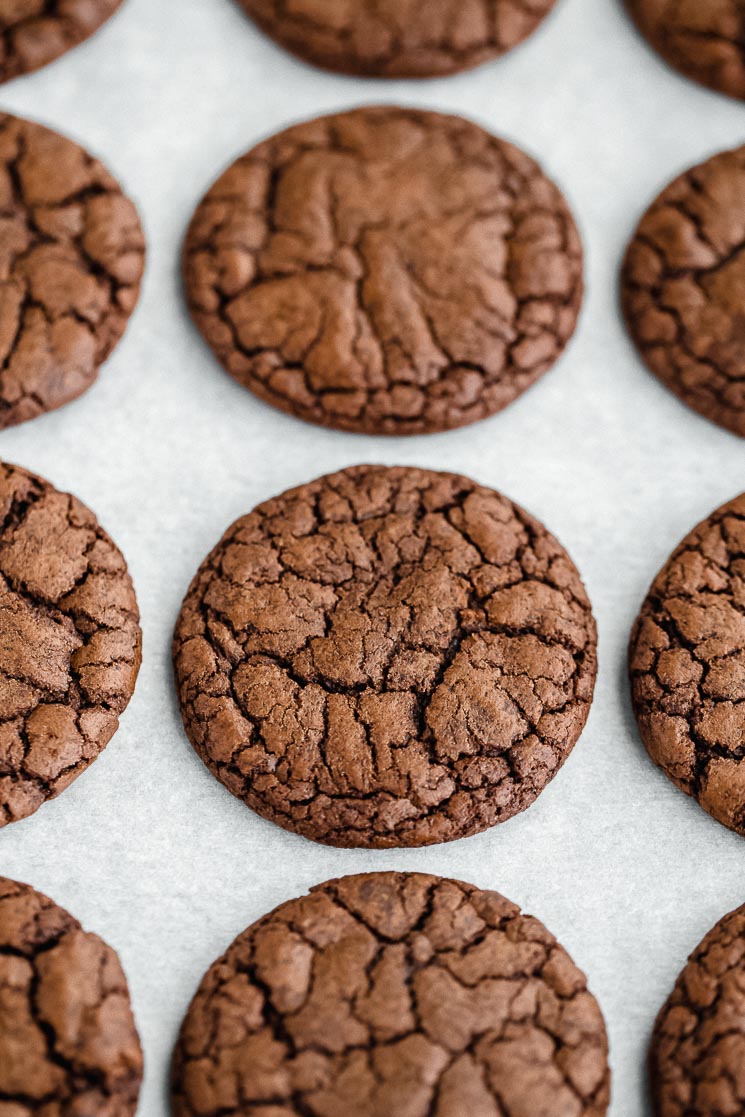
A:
2,0,745,1111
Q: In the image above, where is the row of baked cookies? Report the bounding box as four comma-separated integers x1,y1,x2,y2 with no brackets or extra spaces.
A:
3,868,743,1116
0,458,740,848
3,104,745,437
3,2,742,99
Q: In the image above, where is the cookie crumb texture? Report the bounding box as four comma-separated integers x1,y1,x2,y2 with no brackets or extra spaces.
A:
184,107,582,436
622,144,745,438
237,0,558,77
0,112,145,429
630,493,745,835
0,461,141,827
172,872,611,1117
0,0,123,83
651,903,745,1116
626,0,745,100
0,876,143,1116
173,465,597,848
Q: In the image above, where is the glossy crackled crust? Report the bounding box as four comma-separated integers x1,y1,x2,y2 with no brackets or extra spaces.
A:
651,903,745,1116
184,107,583,436
173,465,597,849
622,144,745,438
0,461,141,827
0,112,145,429
172,872,611,1117
236,0,558,78
626,0,745,100
630,493,745,835
0,876,143,1116
0,0,124,83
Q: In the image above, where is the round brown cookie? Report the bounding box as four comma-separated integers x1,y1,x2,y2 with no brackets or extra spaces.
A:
0,111,145,430
622,144,745,438
172,872,611,1117
629,493,745,835
0,876,143,1116
651,903,745,1116
0,461,141,827
235,0,559,78
625,0,745,100
184,107,583,436
173,464,597,848
0,0,124,84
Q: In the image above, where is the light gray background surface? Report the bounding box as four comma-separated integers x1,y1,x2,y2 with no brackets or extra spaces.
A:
1,0,744,1112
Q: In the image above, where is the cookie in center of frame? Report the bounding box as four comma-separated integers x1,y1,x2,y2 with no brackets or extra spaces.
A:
173,465,597,848
184,107,583,435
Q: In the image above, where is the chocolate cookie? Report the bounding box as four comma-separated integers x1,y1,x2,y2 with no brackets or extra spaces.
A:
0,461,141,827
184,107,583,435
0,876,143,1116
629,493,745,835
173,465,597,848
651,902,745,1116
626,0,745,100
622,144,745,438
236,0,559,78
172,872,611,1117
0,111,145,429
0,1,123,83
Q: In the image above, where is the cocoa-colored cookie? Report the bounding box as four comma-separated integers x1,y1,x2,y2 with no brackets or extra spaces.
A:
0,0,123,84
626,0,745,100
629,493,745,835
236,0,558,78
0,111,145,429
651,902,745,1116
173,465,597,848
0,876,143,1116
172,872,611,1117
184,107,583,436
0,461,141,827
622,144,745,438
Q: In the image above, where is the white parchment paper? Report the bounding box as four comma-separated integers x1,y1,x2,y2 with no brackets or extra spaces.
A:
2,1,745,1112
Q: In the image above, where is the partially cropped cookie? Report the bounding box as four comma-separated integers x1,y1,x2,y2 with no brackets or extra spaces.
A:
0,876,143,1116
0,461,141,826
172,872,611,1117
630,493,745,835
174,465,597,848
651,903,745,1115
0,0,124,83
0,112,145,429
626,0,745,100
236,0,559,77
184,107,583,435
622,144,745,438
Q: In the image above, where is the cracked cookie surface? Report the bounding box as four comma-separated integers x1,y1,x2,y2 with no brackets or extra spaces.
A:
0,875,143,1116
236,0,558,77
173,464,597,849
0,0,123,83
0,461,141,827
625,0,745,100
172,872,611,1117
184,107,583,436
630,493,745,835
651,902,745,1116
0,111,145,429
622,144,745,438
